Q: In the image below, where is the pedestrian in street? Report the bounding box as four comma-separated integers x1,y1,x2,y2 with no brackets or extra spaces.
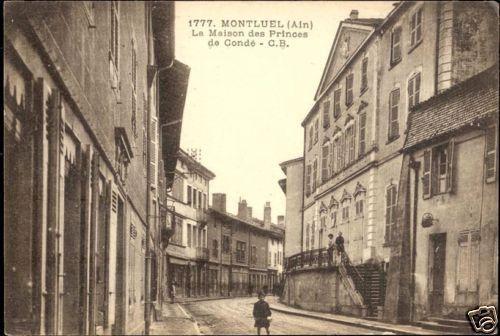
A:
327,233,335,266
253,290,272,335
169,281,177,304
335,231,345,262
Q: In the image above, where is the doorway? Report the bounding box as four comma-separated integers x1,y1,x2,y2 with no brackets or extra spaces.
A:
428,233,446,315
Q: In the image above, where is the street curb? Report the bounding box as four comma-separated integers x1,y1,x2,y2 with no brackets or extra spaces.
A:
270,306,415,335
181,295,248,303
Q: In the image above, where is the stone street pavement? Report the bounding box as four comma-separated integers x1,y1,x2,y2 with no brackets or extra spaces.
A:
183,296,384,335
150,302,201,335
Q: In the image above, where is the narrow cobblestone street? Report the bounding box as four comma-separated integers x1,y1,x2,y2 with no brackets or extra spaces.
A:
183,297,382,335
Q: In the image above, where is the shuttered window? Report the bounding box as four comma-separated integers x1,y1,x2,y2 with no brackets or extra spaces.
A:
345,74,354,106
385,184,397,243
314,119,319,143
336,137,342,172
456,230,480,292
329,141,336,175
187,185,192,205
187,224,192,247
389,89,400,140
305,164,312,196
322,144,329,182
485,125,497,182
312,159,318,191
333,89,342,119
359,112,367,156
323,100,330,129
150,116,158,187
422,150,431,199
408,72,421,108
309,126,314,150
391,27,402,64
361,58,368,92
305,224,310,251
410,8,423,47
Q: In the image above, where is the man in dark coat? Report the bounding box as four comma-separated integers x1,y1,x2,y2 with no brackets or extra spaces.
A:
335,231,345,262
253,291,272,335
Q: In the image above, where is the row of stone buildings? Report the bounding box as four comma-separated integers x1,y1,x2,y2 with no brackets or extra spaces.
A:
164,149,285,300
4,2,189,335
279,1,498,328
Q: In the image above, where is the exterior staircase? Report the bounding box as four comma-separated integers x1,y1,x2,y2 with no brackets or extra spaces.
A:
413,316,473,334
339,252,386,317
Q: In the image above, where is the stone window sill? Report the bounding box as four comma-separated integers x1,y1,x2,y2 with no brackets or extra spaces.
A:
388,58,402,72
408,39,423,55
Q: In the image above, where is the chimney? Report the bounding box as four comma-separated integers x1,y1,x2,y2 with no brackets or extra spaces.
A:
247,207,253,220
349,10,359,20
212,193,226,212
277,215,285,227
238,199,248,220
264,202,272,227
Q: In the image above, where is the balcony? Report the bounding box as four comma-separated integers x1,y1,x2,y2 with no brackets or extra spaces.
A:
196,209,208,227
196,247,209,260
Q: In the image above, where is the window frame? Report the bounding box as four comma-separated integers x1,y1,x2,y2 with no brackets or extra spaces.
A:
323,100,331,129
321,143,330,182
410,7,423,48
110,1,120,89
345,73,354,107
388,88,400,141
361,57,368,93
333,88,342,119
359,112,367,157
485,124,497,183
408,72,421,109
390,26,402,65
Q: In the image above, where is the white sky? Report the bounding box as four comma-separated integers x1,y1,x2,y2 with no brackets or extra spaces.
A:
175,1,394,221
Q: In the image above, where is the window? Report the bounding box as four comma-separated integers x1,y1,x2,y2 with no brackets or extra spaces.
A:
192,188,197,208
318,228,324,249
408,72,421,109
322,144,330,182
305,224,310,250
110,2,120,86
323,100,331,129
385,184,397,243
131,39,138,138
336,136,344,171
236,241,247,263
410,8,423,47
355,199,364,217
342,203,349,221
389,89,400,140
187,224,192,247
305,164,312,196
312,159,318,191
187,186,192,205
198,190,202,209
311,220,316,249
456,230,480,293
329,141,336,175
308,126,313,150
222,235,230,254
274,252,277,266
485,125,497,182
391,27,402,64
361,58,368,92
172,218,183,245
333,89,342,119
345,125,355,164
142,93,147,169
331,211,337,228
314,119,319,143
422,140,455,199
359,112,367,156
345,74,354,106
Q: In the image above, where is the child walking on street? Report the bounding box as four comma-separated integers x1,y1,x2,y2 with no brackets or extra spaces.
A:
253,290,272,335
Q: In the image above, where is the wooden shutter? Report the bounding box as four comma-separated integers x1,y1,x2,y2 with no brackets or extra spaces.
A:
106,182,118,326
150,116,158,187
305,165,311,196
323,101,330,129
446,138,455,193
415,73,421,105
322,144,329,182
359,113,366,156
422,149,431,199
485,125,497,181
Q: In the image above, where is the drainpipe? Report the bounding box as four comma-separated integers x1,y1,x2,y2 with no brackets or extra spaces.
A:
409,155,420,322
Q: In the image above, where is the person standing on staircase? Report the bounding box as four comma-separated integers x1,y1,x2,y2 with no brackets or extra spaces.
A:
327,234,335,266
335,231,345,263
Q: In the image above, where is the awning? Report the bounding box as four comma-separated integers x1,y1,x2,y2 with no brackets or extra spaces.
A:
169,257,189,266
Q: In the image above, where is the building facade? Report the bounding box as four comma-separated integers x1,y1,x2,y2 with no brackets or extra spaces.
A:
281,1,497,321
165,149,215,300
401,66,498,321
4,2,189,335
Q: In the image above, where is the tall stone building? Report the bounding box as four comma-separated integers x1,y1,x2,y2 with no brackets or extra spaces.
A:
4,2,189,334
281,1,497,322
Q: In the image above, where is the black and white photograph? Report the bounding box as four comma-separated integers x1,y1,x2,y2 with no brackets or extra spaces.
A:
3,1,499,335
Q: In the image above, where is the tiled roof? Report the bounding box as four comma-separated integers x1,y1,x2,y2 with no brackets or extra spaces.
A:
404,66,499,150
343,18,384,27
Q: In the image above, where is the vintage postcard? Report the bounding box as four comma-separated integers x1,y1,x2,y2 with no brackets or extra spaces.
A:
4,1,499,335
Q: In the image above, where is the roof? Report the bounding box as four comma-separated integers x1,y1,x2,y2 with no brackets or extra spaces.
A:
343,18,384,27
278,178,286,194
159,60,190,189
404,65,499,151
178,148,216,180
279,156,303,174
209,208,284,239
